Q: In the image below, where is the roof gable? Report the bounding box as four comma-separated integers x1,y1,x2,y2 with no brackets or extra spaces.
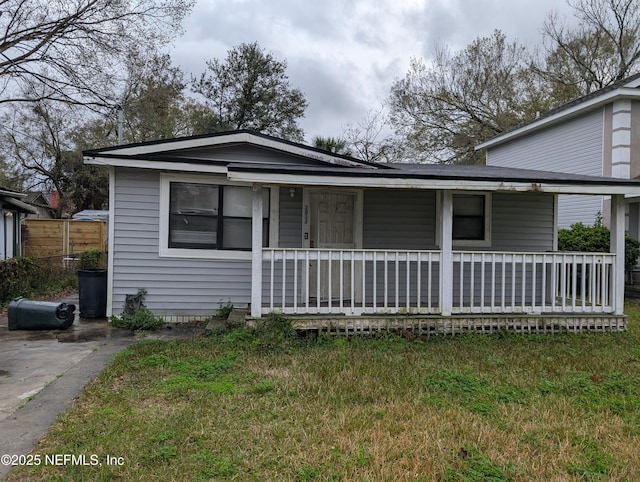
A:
84,130,379,169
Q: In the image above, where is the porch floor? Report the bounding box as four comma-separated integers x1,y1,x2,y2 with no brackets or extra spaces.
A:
251,313,627,336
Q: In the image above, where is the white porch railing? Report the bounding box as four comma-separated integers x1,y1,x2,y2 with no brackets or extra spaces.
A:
262,249,441,315
261,249,617,316
452,251,615,314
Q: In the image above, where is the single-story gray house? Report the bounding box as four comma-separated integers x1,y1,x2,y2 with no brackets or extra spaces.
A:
84,130,640,333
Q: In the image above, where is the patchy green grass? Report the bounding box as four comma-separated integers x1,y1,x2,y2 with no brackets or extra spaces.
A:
8,304,640,481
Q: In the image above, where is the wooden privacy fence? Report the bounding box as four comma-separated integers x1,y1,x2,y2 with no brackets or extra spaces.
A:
22,219,107,258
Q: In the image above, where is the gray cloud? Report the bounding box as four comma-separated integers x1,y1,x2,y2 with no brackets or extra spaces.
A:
170,0,579,142
290,58,362,138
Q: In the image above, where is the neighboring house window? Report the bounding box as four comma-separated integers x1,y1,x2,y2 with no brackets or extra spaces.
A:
169,182,269,250
160,175,270,259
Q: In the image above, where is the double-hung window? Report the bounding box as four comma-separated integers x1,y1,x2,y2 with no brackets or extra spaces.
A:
452,194,487,242
436,192,491,247
163,178,269,256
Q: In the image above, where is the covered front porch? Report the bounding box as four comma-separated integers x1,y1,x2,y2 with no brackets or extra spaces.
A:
242,176,629,325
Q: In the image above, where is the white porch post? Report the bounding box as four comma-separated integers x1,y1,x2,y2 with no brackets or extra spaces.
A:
611,194,625,315
106,167,115,317
440,190,453,315
251,185,263,318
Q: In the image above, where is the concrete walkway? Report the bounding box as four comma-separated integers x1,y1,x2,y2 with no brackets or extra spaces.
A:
0,294,203,480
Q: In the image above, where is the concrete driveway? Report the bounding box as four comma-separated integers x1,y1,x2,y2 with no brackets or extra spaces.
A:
0,295,136,480
0,294,207,480
0,295,135,424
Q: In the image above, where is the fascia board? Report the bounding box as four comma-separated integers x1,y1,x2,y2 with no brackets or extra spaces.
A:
226,170,640,196
84,156,228,174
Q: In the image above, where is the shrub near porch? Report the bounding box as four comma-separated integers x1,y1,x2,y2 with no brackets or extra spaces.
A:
9,307,640,481
558,217,640,273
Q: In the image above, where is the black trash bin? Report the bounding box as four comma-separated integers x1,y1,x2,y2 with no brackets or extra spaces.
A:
8,298,76,330
78,269,107,318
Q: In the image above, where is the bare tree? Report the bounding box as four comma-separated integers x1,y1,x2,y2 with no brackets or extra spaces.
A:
0,101,109,216
539,0,640,97
343,109,395,164
1,101,76,216
0,153,27,190
388,31,546,164
0,0,194,108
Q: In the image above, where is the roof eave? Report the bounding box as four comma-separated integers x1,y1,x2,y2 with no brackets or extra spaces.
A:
476,88,640,150
225,168,640,196
1,196,38,214
84,155,230,174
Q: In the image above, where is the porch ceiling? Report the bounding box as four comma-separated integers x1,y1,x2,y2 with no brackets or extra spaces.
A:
226,162,640,196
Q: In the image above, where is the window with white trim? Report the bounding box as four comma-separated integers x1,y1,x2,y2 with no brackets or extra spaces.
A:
453,194,487,242
436,192,491,247
168,182,269,251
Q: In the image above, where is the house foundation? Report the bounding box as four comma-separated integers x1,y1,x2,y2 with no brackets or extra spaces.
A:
280,314,627,336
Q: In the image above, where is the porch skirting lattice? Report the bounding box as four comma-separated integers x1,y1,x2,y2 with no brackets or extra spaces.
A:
284,314,627,336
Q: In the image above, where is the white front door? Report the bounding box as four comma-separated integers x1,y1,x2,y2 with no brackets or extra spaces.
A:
310,192,356,249
309,191,357,302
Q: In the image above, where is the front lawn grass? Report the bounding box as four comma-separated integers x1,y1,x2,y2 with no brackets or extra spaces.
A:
8,304,640,481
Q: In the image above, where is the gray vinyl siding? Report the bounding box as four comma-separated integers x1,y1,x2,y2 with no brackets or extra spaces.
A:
556,196,602,228
491,193,555,252
172,144,325,166
279,187,303,248
486,110,604,228
362,188,439,305
451,263,545,307
112,168,252,316
363,189,437,249
361,190,554,252
486,110,604,175
262,188,303,304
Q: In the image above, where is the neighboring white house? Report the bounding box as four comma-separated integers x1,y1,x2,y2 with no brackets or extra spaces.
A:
84,130,640,333
0,188,37,260
477,72,640,234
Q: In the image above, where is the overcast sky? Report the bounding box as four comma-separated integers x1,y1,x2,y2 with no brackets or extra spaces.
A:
169,0,577,143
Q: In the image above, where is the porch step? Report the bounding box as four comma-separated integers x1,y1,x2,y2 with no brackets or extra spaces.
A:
282,314,627,336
